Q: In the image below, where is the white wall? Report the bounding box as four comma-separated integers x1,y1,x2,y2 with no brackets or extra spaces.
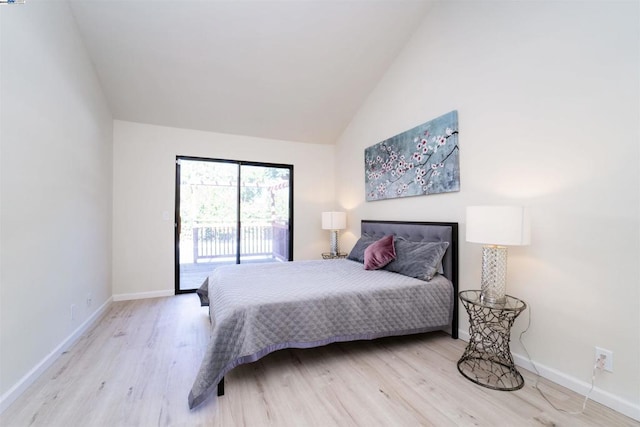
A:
0,1,113,400
336,0,639,418
112,120,335,297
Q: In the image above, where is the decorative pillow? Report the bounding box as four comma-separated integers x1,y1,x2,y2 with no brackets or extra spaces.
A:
347,235,377,263
384,239,449,281
364,235,396,270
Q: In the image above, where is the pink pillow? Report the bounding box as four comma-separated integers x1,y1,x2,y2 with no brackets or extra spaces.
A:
364,235,396,270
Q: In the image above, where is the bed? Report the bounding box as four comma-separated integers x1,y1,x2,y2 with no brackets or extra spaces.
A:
188,220,458,409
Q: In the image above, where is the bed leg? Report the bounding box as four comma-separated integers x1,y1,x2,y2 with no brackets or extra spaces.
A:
451,294,459,339
452,313,459,339
217,377,225,396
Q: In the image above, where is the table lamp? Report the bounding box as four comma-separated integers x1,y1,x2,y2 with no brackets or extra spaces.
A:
322,212,346,256
466,206,530,304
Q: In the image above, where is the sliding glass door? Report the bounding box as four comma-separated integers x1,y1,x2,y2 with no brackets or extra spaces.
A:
175,157,293,293
239,164,291,264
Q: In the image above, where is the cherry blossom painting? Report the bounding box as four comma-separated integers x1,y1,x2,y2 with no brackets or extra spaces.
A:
365,110,459,201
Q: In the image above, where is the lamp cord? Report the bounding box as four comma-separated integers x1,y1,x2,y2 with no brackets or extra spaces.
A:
518,306,598,415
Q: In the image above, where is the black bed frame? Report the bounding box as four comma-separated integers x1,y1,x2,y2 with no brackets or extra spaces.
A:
216,219,459,397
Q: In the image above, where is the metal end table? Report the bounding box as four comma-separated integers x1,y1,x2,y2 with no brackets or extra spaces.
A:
457,290,527,391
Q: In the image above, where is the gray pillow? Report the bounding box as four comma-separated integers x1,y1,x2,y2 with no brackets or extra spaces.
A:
384,239,449,281
347,235,377,263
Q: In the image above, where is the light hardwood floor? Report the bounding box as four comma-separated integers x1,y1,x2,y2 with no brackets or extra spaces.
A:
2,295,638,427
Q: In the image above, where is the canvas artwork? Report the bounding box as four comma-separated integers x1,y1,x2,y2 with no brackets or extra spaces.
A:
365,110,459,201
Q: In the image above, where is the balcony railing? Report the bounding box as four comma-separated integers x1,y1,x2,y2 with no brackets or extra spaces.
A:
191,221,289,263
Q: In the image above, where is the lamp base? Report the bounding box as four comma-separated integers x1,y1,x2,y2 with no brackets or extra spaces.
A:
329,230,340,256
480,293,506,305
480,245,507,304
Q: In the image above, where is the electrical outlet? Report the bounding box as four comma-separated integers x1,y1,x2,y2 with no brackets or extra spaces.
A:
70,304,76,321
595,347,613,372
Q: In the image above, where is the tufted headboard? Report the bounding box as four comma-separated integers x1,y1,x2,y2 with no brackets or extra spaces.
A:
360,220,459,338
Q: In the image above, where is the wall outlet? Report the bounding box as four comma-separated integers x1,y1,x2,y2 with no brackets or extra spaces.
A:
595,347,613,372
70,304,76,321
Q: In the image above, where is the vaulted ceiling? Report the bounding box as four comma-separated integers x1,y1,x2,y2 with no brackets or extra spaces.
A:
68,0,432,144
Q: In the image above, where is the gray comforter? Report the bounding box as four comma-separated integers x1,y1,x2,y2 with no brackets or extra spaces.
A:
188,259,453,409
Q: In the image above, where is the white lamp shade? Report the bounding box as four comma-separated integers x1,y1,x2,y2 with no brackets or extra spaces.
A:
466,206,530,246
322,211,346,230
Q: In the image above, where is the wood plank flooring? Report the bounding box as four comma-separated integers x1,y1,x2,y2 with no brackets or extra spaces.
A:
2,295,638,426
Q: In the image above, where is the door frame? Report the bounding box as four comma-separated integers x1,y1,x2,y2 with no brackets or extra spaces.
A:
174,155,294,294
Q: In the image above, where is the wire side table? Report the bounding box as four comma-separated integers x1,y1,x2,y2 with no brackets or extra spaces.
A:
457,290,527,391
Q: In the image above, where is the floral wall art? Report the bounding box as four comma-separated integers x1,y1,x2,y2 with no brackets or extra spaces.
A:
365,110,459,201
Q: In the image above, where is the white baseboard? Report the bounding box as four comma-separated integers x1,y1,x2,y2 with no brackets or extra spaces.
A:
458,329,640,422
112,289,174,301
0,297,113,414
